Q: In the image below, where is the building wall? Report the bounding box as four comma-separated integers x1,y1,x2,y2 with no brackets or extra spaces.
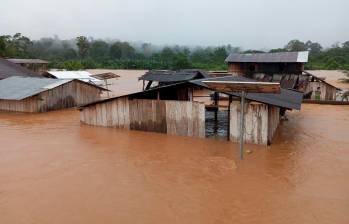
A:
229,101,280,145
80,98,206,138
305,81,337,100
0,81,102,113
228,62,304,75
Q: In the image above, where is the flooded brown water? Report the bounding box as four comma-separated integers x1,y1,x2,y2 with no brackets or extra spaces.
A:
1,104,349,224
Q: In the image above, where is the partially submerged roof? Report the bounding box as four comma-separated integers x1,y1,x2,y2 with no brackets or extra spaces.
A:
81,76,303,110
303,71,341,90
191,76,303,110
0,58,42,79
6,59,49,64
225,51,309,63
0,76,107,100
44,71,100,82
139,69,210,82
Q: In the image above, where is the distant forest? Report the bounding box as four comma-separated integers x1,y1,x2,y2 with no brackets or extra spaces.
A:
1,33,349,71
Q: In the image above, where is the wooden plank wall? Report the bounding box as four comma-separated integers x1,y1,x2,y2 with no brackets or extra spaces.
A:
306,82,337,100
80,98,205,138
267,106,280,144
0,80,102,113
229,101,270,145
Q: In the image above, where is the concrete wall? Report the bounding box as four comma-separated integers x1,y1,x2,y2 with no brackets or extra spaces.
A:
306,81,337,101
229,101,280,145
80,98,206,138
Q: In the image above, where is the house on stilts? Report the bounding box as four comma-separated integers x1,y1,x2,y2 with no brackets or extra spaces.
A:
225,51,340,101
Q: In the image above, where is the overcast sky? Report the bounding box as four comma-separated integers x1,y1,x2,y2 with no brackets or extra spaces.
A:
1,0,348,49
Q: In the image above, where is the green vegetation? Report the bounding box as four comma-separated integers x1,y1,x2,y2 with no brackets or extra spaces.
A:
1,33,349,71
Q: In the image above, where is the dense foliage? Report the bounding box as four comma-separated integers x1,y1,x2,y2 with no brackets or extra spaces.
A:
1,33,349,71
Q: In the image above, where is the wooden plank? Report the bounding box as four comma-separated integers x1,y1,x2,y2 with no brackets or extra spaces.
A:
203,81,281,93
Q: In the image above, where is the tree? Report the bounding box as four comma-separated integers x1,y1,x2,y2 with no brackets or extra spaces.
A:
89,40,109,59
343,41,349,49
284,39,307,52
269,48,286,53
76,36,90,58
305,41,322,54
109,41,135,59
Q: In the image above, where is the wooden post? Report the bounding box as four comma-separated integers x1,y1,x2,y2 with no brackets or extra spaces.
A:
105,79,110,98
227,95,232,141
157,91,160,100
239,91,246,160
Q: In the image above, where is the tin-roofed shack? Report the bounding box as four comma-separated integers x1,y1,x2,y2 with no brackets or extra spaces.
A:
0,76,107,113
79,76,303,145
6,59,49,74
225,51,339,101
0,58,42,80
226,51,309,75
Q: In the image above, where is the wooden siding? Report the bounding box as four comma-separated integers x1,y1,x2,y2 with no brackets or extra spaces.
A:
230,101,280,145
306,81,337,101
80,98,206,138
0,80,102,113
267,106,280,144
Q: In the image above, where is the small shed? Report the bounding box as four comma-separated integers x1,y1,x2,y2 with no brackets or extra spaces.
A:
302,71,339,101
0,76,107,113
6,59,49,74
0,58,42,80
225,51,309,75
79,76,303,145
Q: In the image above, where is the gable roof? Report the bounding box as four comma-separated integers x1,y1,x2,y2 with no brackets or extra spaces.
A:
0,76,107,101
225,51,309,63
0,58,42,79
139,69,210,82
81,76,303,110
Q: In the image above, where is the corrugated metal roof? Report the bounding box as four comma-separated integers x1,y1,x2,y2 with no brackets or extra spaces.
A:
45,71,100,82
139,69,210,82
0,58,42,79
6,59,49,64
0,76,72,100
225,51,309,63
81,76,303,110
191,76,303,110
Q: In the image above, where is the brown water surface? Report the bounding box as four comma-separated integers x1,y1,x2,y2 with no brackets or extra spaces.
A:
0,105,349,224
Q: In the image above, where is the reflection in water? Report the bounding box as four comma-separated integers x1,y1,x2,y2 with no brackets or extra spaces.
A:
0,105,349,224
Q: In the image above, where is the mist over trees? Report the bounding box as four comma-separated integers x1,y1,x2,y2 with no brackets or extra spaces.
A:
1,33,349,71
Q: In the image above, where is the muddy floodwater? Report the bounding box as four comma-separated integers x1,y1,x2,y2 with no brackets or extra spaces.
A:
0,104,349,224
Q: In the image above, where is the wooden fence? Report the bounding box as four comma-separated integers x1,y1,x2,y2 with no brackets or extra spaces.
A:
80,98,206,138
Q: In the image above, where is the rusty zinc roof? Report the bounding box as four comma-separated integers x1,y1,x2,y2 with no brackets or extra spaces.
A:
225,51,309,63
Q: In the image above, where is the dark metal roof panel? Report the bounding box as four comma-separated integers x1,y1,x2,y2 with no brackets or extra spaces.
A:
190,76,303,110
225,51,309,63
0,58,42,79
139,69,210,82
6,59,49,64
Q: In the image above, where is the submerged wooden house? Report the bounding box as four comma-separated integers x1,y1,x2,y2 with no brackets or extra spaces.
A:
0,76,107,113
6,59,49,74
79,76,303,145
225,51,339,100
0,58,42,80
